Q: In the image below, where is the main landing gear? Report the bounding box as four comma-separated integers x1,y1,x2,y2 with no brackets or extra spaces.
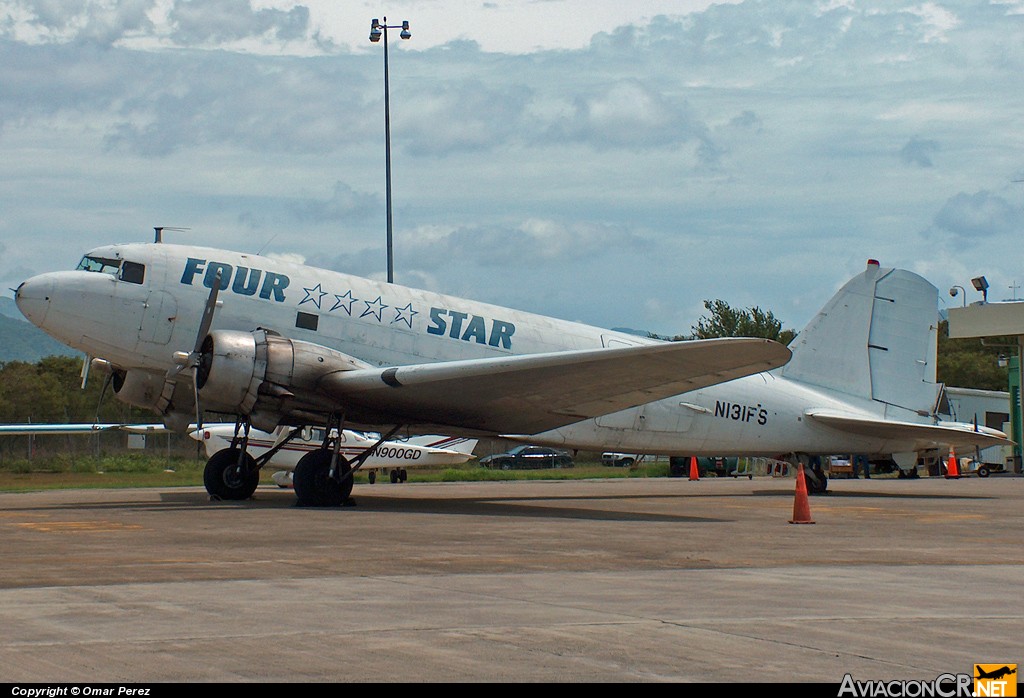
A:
203,420,261,501
293,420,404,507
202,416,404,507
203,418,302,501
204,447,260,500
294,448,353,507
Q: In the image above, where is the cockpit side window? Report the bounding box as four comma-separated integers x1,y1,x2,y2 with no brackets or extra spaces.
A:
119,261,146,285
76,256,121,275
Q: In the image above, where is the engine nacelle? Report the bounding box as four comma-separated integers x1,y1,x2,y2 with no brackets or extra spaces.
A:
196,329,369,431
112,369,164,411
113,369,195,432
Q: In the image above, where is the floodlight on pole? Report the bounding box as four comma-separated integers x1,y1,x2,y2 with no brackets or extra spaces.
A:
369,17,411,284
971,276,990,303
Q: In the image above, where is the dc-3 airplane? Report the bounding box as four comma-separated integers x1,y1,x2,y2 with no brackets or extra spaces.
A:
14,239,1007,506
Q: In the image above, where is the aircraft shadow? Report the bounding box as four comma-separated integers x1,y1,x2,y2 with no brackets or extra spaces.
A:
2,488,727,523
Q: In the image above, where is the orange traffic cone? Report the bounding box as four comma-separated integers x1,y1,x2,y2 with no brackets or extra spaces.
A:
945,447,961,479
789,463,815,524
689,455,699,481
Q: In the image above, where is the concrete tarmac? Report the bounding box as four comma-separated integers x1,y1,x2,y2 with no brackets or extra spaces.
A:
0,475,1021,683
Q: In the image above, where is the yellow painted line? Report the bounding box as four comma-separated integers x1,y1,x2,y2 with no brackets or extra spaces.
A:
16,521,144,533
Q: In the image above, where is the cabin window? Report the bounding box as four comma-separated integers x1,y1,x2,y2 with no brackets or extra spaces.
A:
76,255,121,275
119,261,146,284
296,311,319,331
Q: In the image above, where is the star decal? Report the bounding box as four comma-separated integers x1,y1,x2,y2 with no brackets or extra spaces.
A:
299,283,326,309
360,295,388,322
392,302,418,328
330,290,358,315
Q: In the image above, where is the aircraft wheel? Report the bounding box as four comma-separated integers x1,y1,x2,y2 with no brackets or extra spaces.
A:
368,471,377,485
806,471,828,495
390,469,399,484
204,448,259,501
400,468,408,483
294,449,352,507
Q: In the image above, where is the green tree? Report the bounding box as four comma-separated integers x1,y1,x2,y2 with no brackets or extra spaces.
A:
688,299,796,345
936,320,1010,391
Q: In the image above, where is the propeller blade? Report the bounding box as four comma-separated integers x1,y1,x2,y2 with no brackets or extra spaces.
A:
192,269,223,355
192,366,203,431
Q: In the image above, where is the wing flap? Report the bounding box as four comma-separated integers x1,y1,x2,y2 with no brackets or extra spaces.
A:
321,338,790,434
806,409,1011,450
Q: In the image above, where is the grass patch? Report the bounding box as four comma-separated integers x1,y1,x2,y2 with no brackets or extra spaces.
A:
0,455,676,492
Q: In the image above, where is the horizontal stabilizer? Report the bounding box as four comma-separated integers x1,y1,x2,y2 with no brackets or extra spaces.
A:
806,409,1010,450
402,435,479,455
323,338,791,434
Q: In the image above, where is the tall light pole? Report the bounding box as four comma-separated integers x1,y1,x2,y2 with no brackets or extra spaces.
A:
369,17,411,284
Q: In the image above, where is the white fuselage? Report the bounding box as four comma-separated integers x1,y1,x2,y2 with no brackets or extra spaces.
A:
192,425,475,470
14,242,957,459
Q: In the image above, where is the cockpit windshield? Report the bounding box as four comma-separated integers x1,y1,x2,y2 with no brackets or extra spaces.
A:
76,256,121,275
75,255,146,284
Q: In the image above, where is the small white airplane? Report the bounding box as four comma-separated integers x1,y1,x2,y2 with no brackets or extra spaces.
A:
190,424,477,486
14,239,1006,505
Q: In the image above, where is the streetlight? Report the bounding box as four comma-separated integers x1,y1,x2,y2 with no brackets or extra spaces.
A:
369,17,411,284
971,276,990,303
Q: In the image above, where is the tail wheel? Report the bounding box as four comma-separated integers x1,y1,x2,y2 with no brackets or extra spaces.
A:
204,448,259,500
294,449,353,507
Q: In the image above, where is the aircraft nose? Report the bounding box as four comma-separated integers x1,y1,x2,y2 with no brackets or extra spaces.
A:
14,275,54,327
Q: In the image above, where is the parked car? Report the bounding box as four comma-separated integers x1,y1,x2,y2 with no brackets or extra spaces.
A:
480,445,574,470
602,452,637,467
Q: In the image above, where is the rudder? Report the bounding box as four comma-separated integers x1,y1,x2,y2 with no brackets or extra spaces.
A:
781,261,940,415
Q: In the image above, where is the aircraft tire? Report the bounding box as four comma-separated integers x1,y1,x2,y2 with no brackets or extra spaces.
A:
806,472,828,495
390,469,399,484
204,448,259,501
368,471,376,485
400,468,408,483
294,449,352,507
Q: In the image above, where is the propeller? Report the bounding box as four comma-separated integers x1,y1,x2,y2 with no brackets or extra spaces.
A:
167,269,222,430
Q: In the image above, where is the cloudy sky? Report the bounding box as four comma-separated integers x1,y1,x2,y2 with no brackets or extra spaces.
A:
2,0,1023,337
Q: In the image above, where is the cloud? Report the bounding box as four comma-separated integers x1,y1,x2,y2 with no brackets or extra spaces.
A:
400,79,533,156
288,181,379,223
931,191,1022,240
546,79,708,151
1,0,156,45
167,0,310,45
900,136,939,167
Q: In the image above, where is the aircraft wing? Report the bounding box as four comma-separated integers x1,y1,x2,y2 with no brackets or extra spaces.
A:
0,423,122,435
805,409,1011,449
321,338,790,434
0,423,173,435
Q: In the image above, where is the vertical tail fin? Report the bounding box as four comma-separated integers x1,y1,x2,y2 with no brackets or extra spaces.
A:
781,260,940,415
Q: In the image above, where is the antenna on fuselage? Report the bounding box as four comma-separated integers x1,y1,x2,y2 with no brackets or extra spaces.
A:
153,226,191,243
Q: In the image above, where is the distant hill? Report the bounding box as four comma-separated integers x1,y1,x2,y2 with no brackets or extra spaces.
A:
0,296,23,321
0,297,80,363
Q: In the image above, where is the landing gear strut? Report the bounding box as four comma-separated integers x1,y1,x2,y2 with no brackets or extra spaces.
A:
804,455,829,495
203,419,259,500
293,416,403,507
